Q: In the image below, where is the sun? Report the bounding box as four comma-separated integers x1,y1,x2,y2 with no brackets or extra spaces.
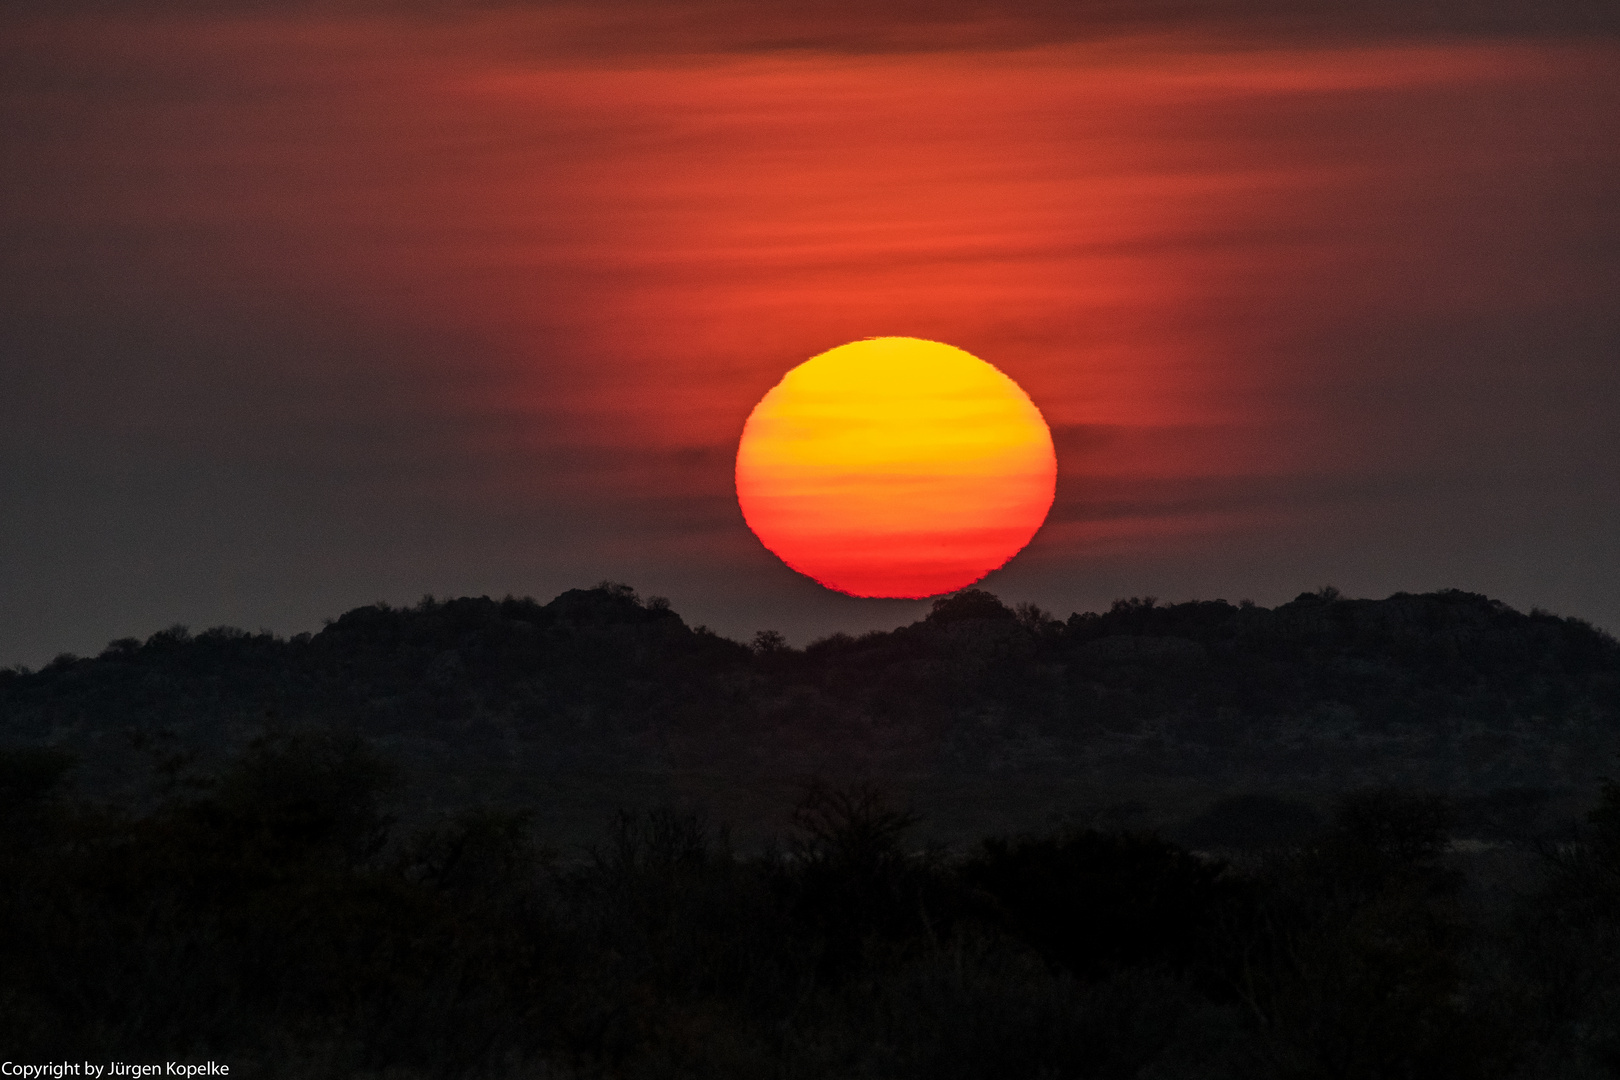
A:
735,337,1056,598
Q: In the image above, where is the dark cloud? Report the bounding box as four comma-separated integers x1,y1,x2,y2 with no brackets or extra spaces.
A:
6,0,1618,49
515,0,1620,53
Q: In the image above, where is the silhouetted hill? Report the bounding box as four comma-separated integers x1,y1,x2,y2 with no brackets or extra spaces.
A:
3,584,1617,838
8,585,1620,1074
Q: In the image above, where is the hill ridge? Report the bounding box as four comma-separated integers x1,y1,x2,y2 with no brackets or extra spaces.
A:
3,584,1617,836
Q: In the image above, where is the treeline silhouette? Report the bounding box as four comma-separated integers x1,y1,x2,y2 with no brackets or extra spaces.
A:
3,733,1620,1077
3,584,1618,820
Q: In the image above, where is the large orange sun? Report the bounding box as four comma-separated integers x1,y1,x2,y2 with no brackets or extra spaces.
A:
736,337,1057,598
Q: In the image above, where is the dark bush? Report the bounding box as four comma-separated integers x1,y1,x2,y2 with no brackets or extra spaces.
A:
0,745,74,817
1224,788,1502,1079
777,782,943,978
961,828,1230,981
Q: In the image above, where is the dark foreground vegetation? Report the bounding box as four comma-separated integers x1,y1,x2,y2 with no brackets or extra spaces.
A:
3,584,1620,1074
3,734,1620,1078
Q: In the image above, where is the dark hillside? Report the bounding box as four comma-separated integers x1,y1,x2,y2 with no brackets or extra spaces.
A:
2,584,1617,840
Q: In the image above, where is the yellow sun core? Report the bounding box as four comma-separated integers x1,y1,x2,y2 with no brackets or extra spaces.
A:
735,337,1056,598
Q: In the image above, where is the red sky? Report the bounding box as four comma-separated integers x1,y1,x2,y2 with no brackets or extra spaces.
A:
2,1,1618,660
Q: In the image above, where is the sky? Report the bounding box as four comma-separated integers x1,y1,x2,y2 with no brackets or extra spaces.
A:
2,0,1618,665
